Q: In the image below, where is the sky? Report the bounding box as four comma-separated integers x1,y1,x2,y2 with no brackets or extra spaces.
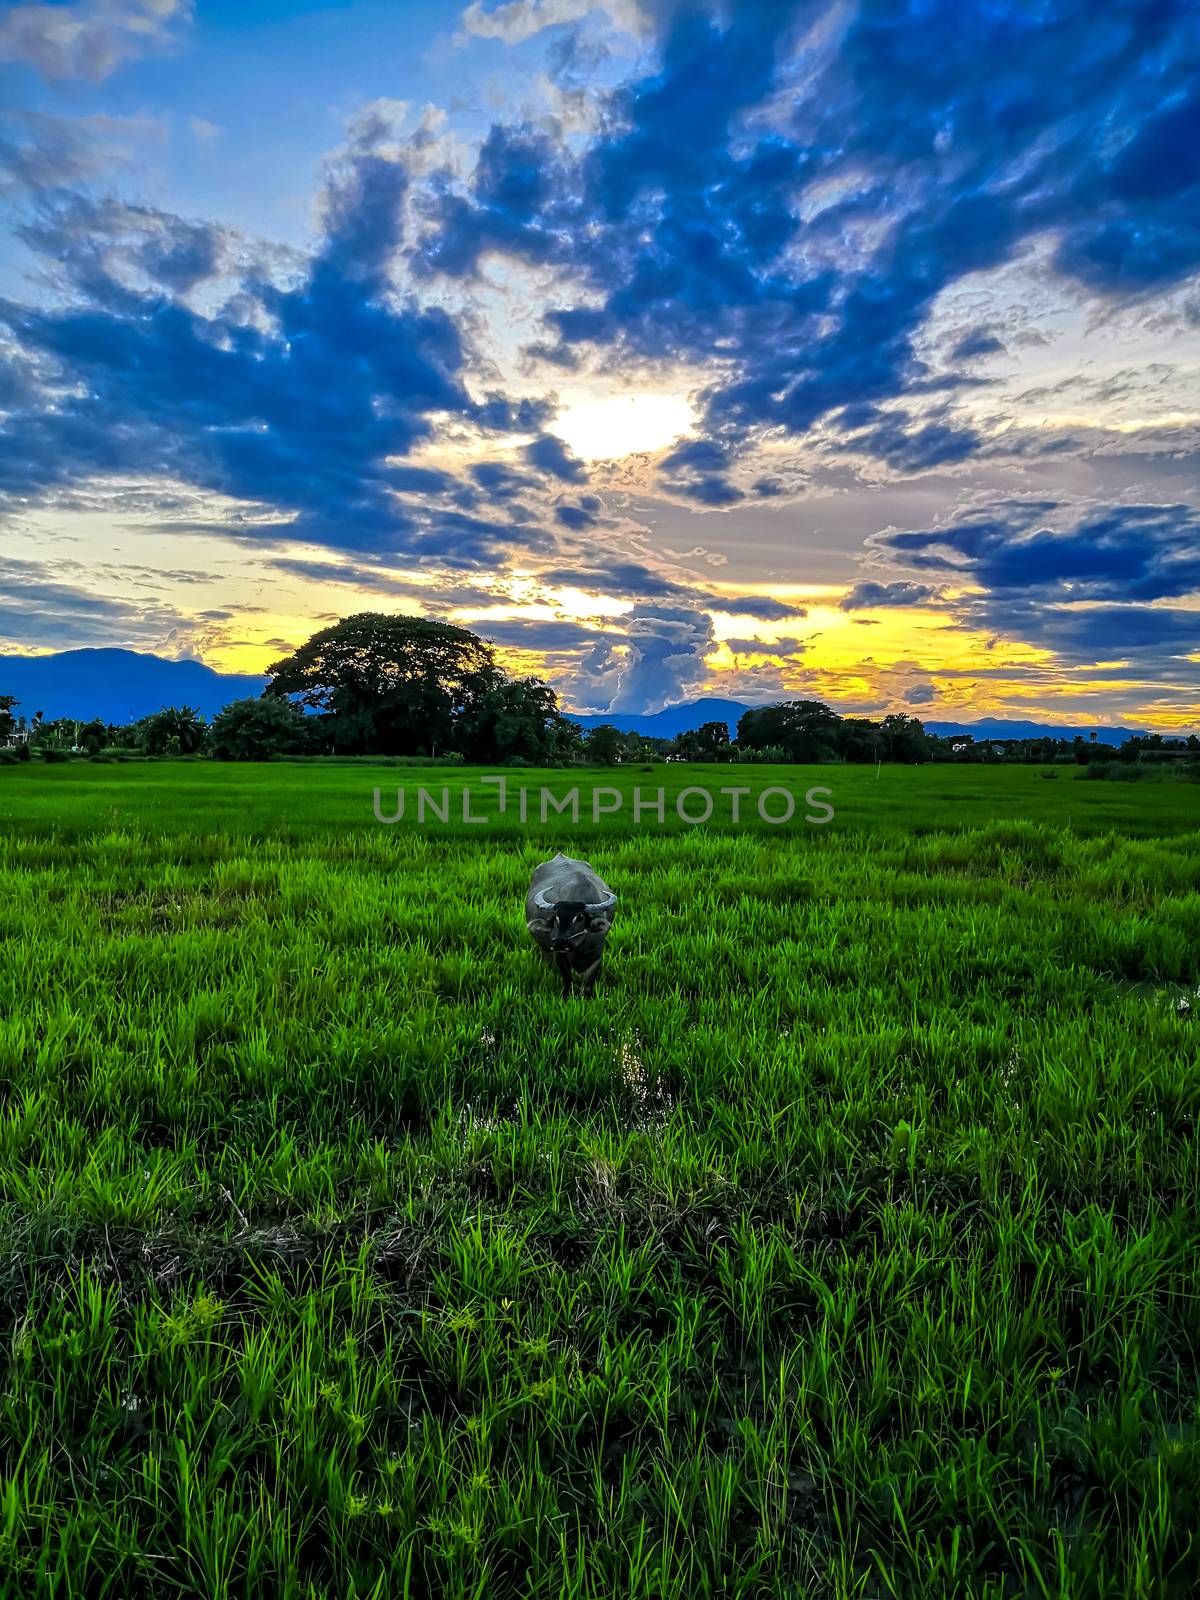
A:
1,0,1198,726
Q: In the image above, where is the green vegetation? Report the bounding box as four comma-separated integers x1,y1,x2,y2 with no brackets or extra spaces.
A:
0,763,1198,1597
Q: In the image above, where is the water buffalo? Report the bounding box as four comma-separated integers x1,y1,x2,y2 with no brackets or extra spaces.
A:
526,852,617,997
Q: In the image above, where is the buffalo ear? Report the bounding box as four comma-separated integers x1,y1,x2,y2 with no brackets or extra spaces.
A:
586,912,612,933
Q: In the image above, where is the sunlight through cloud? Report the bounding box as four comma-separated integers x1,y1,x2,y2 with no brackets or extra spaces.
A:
548,394,695,462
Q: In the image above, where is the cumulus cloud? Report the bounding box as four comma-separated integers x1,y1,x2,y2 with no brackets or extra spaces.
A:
605,602,717,711
0,0,192,82
524,432,588,482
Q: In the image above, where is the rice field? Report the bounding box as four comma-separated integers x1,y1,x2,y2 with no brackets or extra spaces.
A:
1,762,1198,1598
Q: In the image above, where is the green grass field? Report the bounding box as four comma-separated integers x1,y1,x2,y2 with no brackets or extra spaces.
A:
1,762,1198,1598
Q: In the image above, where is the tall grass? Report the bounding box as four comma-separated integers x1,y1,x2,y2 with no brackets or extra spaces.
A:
0,766,1198,1596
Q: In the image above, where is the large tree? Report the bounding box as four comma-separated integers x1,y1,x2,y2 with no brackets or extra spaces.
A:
879,714,930,764
0,695,16,745
453,677,580,765
265,613,504,756
584,724,627,766
675,720,731,761
736,700,842,762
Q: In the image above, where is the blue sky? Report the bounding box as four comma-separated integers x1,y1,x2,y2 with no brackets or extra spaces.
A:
1,0,1198,724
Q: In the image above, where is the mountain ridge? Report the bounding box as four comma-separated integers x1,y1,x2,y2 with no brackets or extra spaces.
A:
0,649,1159,744
563,699,1150,745
0,648,268,724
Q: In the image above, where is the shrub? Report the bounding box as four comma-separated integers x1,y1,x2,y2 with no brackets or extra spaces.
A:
210,696,310,761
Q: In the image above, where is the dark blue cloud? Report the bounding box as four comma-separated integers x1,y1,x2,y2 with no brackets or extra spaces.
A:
1055,85,1200,290
659,439,728,474
883,503,1200,602
670,474,744,505
658,436,744,503
472,392,555,432
555,500,601,530
533,561,695,599
715,595,808,621
0,123,555,564
413,123,566,279
470,461,535,499
982,598,1200,667
524,433,588,482
840,411,982,471
840,581,936,611
951,329,1005,361
874,499,1200,672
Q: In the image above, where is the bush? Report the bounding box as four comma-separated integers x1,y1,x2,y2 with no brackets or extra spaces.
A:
136,706,207,757
1082,761,1178,783
210,696,310,761
39,748,74,763
0,748,20,765
733,744,791,764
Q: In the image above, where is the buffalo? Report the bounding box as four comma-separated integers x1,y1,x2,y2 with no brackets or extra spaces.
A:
526,852,617,997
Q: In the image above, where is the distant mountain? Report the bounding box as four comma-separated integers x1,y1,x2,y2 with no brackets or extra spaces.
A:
0,649,267,724
564,699,1149,745
922,717,1147,745
0,652,1160,744
564,697,765,739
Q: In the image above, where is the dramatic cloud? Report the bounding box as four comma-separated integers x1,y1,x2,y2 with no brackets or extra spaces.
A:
606,603,718,712
2,0,1198,721
0,113,548,565
880,504,1200,603
420,0,1200,463
872,501,1200,670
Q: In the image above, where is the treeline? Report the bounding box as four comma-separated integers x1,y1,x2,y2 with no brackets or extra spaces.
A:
3,615,1198,768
